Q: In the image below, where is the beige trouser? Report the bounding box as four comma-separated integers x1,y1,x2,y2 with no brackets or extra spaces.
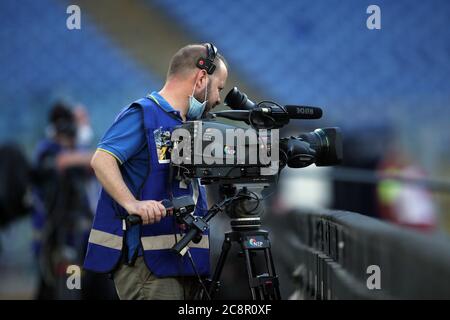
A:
113,256,199,300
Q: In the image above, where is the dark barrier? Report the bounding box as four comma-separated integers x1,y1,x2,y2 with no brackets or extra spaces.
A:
0,144,31,228
265,209,450,299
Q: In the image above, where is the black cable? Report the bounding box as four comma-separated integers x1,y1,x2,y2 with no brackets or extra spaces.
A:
186,248,212,300
182,194,241,300
168,162,187,299
249,110,277,130
232,189,261,214
176,178,206,300
172,217,186,299
172,177,210,299
171,163,196,185
248,100,287,130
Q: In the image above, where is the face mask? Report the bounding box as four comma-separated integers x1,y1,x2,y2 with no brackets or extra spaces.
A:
187,77,208,120
77,124,94,147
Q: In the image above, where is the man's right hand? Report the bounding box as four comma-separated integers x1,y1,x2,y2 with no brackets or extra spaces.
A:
125,200,167,225
91,151,168,225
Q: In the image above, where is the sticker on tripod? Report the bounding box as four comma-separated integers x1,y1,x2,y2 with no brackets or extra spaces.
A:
248,237,264,247
153,127,172,164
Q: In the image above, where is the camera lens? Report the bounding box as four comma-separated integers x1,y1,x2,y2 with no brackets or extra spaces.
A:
298,127,343,166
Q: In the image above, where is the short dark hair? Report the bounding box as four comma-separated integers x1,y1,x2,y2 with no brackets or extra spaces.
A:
167,44,227,78
48,102,76,138
49,102,74,125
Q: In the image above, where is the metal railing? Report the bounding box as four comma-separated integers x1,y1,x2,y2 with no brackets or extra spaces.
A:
266,208,450,299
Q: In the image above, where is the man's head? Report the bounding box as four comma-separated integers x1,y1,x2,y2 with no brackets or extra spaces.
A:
165,43,228,118
48,102,77,146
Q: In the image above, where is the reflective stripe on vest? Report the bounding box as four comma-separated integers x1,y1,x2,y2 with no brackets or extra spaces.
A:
88,229,122,250
88,229,209,251
141,234,209,251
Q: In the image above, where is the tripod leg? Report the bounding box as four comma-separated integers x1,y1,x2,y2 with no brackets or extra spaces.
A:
264,247,282,299
208,236,232,299
243,248,258,299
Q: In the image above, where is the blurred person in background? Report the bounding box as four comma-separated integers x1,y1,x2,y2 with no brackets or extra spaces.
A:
0,144,31,230
376,145,437,231
31,102,99,299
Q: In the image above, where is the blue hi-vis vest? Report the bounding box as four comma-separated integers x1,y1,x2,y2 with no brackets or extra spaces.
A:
83,96,210,277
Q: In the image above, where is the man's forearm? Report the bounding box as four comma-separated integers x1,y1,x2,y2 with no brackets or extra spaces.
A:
91,150,136,212
56,151,93,171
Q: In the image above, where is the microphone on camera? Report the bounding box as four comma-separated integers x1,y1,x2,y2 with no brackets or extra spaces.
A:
224,87,323,119
283,105,323,119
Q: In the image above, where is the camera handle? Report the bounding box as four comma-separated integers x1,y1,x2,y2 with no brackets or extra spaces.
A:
125,197,189,228
171,204,223,255
125,197,224,256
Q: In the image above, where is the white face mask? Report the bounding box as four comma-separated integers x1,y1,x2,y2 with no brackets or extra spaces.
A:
187,77,208,120
77,124,94,147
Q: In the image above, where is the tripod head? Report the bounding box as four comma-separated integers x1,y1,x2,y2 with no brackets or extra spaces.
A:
219,184,264,231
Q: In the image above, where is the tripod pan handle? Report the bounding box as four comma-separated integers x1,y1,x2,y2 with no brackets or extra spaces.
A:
172,228,199,255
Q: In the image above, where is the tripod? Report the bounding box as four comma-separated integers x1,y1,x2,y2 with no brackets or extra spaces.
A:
206,227,281,300
200,186,281,300
168,185,282,300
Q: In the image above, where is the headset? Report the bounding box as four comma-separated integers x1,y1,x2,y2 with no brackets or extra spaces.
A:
196,43,218,75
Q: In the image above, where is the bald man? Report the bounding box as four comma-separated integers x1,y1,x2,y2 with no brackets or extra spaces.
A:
84,44,228,300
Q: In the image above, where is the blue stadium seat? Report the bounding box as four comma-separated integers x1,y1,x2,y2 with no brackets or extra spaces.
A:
0,0,162,146
149,0,450,128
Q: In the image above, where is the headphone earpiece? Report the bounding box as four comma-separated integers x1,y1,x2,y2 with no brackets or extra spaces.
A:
196,43,218,75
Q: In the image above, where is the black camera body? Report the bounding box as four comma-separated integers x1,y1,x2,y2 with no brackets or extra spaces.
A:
171,120,277,184
170,87,342,185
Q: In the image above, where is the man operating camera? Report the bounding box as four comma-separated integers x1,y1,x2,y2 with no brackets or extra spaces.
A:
84,43,228,300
